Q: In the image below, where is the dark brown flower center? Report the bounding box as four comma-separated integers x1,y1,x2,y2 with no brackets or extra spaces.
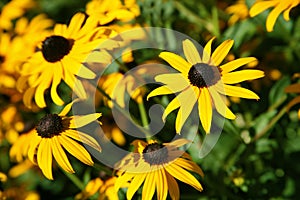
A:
142,143,168,165
36,114,64,138
41,35,74,63
0,55,5,64
188,63,221,88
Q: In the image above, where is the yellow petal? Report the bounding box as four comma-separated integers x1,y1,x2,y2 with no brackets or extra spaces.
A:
167,138,191,147
283,1,299,21
166,172,179,200
69,113,102,128
202,37,215,63
59,99,81,116
52,136,74,173
156,168,168,200
198,88,212,133
209,87,236,119
159,52,191,75
64,70,87,99
37,139,53,180
127,174,146,200
162,96,181,121
85,50,112,63
249,1,277,17
23,87,36,108
63,56,96,79
59,135,94,166
218,84,260,99
222,70,265,84
266,2,288,32
115,172,134,192
51,67,64,106
142,172,156,200
64,129,101,151
165,163,203,192
65,13,85,37
211,40,234,66
220,57,257,74
175,158,204,177
28,134,42,164
175,87,198,133
183,39,201,65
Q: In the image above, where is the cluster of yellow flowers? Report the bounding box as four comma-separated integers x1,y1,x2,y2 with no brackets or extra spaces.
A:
0,0,299,199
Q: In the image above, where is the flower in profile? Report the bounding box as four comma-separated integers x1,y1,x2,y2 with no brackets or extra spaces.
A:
148,38,264,133
226,0,249,25
75,177,119,200
86,0,140,25
27,101,102,180
17,12,115,108
115,139,203,200
249,0,300,32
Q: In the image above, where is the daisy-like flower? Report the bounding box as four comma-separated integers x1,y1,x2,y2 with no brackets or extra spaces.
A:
27,101,102,180
147,38,264,133
226,0,249,25
75,177,119,200
17,12,115,108
86,0,140,25
115,139,203,200
249,0,300,32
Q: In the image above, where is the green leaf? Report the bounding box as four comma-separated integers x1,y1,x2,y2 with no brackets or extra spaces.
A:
268,76,290,106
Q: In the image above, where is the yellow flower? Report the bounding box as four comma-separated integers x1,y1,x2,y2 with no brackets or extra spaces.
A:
115,139,203,200
17,12,114,108
86,0,140,25
249,0,300,32
0,0,36,30
27,101,102,180
226,0,249,25
148,38,264,133
75,177,119,200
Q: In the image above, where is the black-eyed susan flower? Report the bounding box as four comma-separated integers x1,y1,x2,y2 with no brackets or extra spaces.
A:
17,12,115,108
226,0,249,25
27,101,102,180
115,139,203,200
147,38,264,133
249,0,300,32
86,0,140,25
75,177,119,200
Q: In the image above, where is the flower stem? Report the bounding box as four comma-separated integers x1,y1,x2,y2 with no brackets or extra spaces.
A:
252,105,287,142
138,99,153,140
63,170,84,190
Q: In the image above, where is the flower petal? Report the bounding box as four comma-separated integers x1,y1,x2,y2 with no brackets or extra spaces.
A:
51,66,64,106
59,135,94,165
202,37,215,63
183,39,201,65
175,158,204,177
222,70,265,84
37,139,53,180
211,40,234,66
127,173,146,200
159,52,191,75
52,136,74,173
69,113,102,128
218,84,260,99
115,173,134,192
64,129,101,151
198,88,212,133
249,1,277,17
209,87,236,119
156,169,168,200
165,162,203,192
266,1,289,31
162,96,181,121
166,172,179,200
220,57,257,74
142,172,156,200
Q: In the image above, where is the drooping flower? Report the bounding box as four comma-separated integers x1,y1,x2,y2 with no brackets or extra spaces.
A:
17,12,115,108
226,0,249,25
249,0,300,32
26,101,102,180
115,139,203,200
147,38,264,133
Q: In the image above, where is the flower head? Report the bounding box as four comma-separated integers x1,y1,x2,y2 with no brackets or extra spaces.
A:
249,0,300,32
226,0,249,25
148,38,264,133
26,101,102,180
17,12,115,108
115,139,203,200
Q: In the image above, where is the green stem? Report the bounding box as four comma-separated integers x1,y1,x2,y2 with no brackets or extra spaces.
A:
138,99,153,140
252,105,287,142
63,171,84,190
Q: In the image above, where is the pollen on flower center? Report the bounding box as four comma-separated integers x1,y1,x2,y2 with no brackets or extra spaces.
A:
142,143,168,165
41,35,74,63
188,63,221,88
36,114,64,138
